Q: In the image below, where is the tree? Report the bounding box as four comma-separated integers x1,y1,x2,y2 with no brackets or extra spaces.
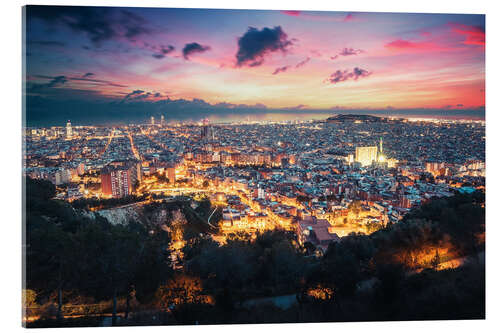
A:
431,249,440,270
26,220,76,321
155,275,210,309
23,289,37,321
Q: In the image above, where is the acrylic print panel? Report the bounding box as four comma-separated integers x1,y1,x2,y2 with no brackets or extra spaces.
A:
22,4,485,328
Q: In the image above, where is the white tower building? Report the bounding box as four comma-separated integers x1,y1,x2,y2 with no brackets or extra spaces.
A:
66,120,72,139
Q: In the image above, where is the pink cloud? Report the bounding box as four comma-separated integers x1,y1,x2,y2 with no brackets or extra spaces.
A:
384,39,442,52
450,23,485,46
344,13,355,22
281,10,301,17
281,11,357,22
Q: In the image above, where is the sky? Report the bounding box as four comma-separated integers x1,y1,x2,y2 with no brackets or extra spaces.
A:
23,6,485,125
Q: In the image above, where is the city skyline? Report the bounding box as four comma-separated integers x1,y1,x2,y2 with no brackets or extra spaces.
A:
24,6,485,125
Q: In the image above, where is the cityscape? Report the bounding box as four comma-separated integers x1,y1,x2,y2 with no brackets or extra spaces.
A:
22,5,485,328
25,115,485,245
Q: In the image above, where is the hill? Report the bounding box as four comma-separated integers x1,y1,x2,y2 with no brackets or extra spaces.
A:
325,114,389,123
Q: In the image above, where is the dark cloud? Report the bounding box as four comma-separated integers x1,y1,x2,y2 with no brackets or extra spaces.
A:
270,57,310,75
32,74,127,88
236,26,294,67
330,47,364,59
118,10,150,40
47,76,68,87
27,40,66,47
295,57,310,68
182,42,211,60
70,77,127,87
124,90,145,100
152,45,175,59
26,6,150,44
28,75,68,91
161,45,175,54
272,65,290,75
325,67,372,84
339,47,364,56
119,90,157,103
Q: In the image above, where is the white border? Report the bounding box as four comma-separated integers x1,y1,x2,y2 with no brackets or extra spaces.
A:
2,0,499,332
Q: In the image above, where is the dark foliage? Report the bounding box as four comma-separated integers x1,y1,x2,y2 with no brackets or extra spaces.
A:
25,176,485,326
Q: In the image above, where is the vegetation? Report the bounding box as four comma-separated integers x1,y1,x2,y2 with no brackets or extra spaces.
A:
24,177,172,326
71,194,148,210
24,177,485,327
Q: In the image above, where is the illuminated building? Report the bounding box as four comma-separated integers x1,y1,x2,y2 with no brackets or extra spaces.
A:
387,158,399,168
151,116,155,126
66,120,72,139
160,114,165,126
355,146,378,166
101,160,142,198
201,118,213,140
297,216,340,252
167,164,176,183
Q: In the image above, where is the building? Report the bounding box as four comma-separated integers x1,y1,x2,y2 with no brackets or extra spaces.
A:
160,115,165,126
151,116,155,126
101,160,142,198
201,118,214,140
54,169,71,185
66,120,72,139
355,146,378,166
297,216,340,253
166,164,176,183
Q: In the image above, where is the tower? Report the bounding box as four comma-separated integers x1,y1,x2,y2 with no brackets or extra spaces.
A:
201,118,209,140
379,137,383,154
66,120,72,139
160,114,165,126
151,116,155,126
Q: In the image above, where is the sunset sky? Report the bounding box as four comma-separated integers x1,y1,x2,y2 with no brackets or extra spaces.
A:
24,6,485,124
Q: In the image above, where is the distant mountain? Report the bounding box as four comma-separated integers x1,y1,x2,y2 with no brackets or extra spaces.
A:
325,114,389,123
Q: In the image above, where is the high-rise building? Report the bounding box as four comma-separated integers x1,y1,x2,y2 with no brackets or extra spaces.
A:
54,168,71,185
151,116,155,126
101,160,142,198
355,146,378,167
66,120,72,139
201,118,209,140
160,115,165,127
